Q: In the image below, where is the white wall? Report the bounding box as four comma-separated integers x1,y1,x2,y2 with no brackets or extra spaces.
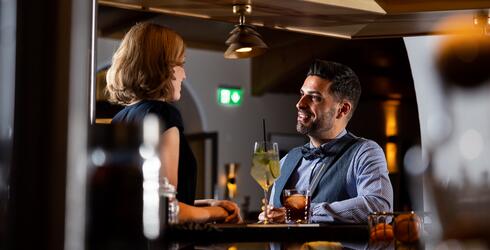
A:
98,38,299,210
97,38,119,70
183,48,299,210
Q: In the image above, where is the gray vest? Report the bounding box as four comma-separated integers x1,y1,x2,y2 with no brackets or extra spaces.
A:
272,132,363,207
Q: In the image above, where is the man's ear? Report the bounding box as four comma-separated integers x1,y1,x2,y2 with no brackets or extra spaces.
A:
337,101,352,119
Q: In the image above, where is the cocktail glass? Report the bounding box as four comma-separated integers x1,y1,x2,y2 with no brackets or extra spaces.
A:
250,141,280,224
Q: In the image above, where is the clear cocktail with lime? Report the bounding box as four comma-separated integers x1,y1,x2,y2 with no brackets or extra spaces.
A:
251,141,280,224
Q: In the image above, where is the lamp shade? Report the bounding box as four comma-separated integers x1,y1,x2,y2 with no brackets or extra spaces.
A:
224,25,268,59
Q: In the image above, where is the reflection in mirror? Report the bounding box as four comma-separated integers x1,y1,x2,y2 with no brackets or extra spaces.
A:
94,65,124,124
0,0,16,243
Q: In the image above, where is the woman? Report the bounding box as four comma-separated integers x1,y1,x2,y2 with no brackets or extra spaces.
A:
106,22,240,223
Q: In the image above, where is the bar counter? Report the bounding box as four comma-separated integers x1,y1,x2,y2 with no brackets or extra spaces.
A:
145,223,377,250
165,223,368,243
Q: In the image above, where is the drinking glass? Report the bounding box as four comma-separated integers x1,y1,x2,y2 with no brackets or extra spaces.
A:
250,141,280,224
283,189,311,224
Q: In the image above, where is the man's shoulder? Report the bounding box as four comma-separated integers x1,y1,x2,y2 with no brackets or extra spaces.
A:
355,138,384,154
347,132,382,150
349,137,386,164
286,146,304,156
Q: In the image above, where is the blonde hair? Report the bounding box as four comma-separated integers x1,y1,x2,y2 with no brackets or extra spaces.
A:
106,22,185,105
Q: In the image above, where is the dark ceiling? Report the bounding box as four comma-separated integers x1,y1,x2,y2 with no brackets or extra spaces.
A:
98,5,417,100
98,0,490,39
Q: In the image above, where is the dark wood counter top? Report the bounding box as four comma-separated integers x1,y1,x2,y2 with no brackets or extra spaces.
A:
164,223,369,243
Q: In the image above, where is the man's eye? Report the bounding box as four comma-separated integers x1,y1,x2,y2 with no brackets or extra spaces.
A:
312,96,321,102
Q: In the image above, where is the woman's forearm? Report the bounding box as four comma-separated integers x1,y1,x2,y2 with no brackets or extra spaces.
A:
178,202,227,223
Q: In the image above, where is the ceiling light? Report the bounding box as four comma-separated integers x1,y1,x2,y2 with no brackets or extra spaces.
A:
236,47,252,53
224,4,268,59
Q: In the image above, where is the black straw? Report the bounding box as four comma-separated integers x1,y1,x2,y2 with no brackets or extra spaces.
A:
262,119,267,142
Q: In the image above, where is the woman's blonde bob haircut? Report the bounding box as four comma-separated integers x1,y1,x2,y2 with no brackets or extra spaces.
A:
106,22,185,105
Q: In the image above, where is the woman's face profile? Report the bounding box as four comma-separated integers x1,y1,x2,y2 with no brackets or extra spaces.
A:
170,59,186,101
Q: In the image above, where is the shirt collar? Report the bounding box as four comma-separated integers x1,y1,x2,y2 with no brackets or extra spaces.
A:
307,129,347,149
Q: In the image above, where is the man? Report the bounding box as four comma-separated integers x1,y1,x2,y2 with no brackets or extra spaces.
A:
263,60,393,223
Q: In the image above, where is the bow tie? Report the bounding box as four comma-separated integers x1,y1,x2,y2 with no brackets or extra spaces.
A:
301,144,333,160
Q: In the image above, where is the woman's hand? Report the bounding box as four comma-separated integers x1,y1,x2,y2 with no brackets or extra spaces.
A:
194,199,243,223
178,202,227,224
211,200,242,223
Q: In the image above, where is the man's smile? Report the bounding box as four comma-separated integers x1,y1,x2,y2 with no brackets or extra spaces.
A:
297,110,313,123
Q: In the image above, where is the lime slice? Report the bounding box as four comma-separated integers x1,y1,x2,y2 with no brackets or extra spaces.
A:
260,158,270,165
269,160,280,179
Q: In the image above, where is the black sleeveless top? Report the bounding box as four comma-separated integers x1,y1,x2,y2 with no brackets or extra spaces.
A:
112,100,197,205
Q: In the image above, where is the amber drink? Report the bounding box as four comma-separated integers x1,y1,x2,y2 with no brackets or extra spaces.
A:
283,189,311,224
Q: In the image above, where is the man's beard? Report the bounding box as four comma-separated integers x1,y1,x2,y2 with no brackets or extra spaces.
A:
296,108,335,136
296,118,313,135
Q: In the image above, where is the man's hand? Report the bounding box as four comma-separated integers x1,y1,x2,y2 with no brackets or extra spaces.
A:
258,206,286,223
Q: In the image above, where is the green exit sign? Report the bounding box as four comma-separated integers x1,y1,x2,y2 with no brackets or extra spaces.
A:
217,87,243,106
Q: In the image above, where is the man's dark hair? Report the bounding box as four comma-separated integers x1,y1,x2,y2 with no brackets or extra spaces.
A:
307,59,361,119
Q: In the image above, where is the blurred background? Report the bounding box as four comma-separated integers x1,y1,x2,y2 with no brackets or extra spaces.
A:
2,1,490,249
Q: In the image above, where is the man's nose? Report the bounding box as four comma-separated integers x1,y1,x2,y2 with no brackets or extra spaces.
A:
296,96,308,110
